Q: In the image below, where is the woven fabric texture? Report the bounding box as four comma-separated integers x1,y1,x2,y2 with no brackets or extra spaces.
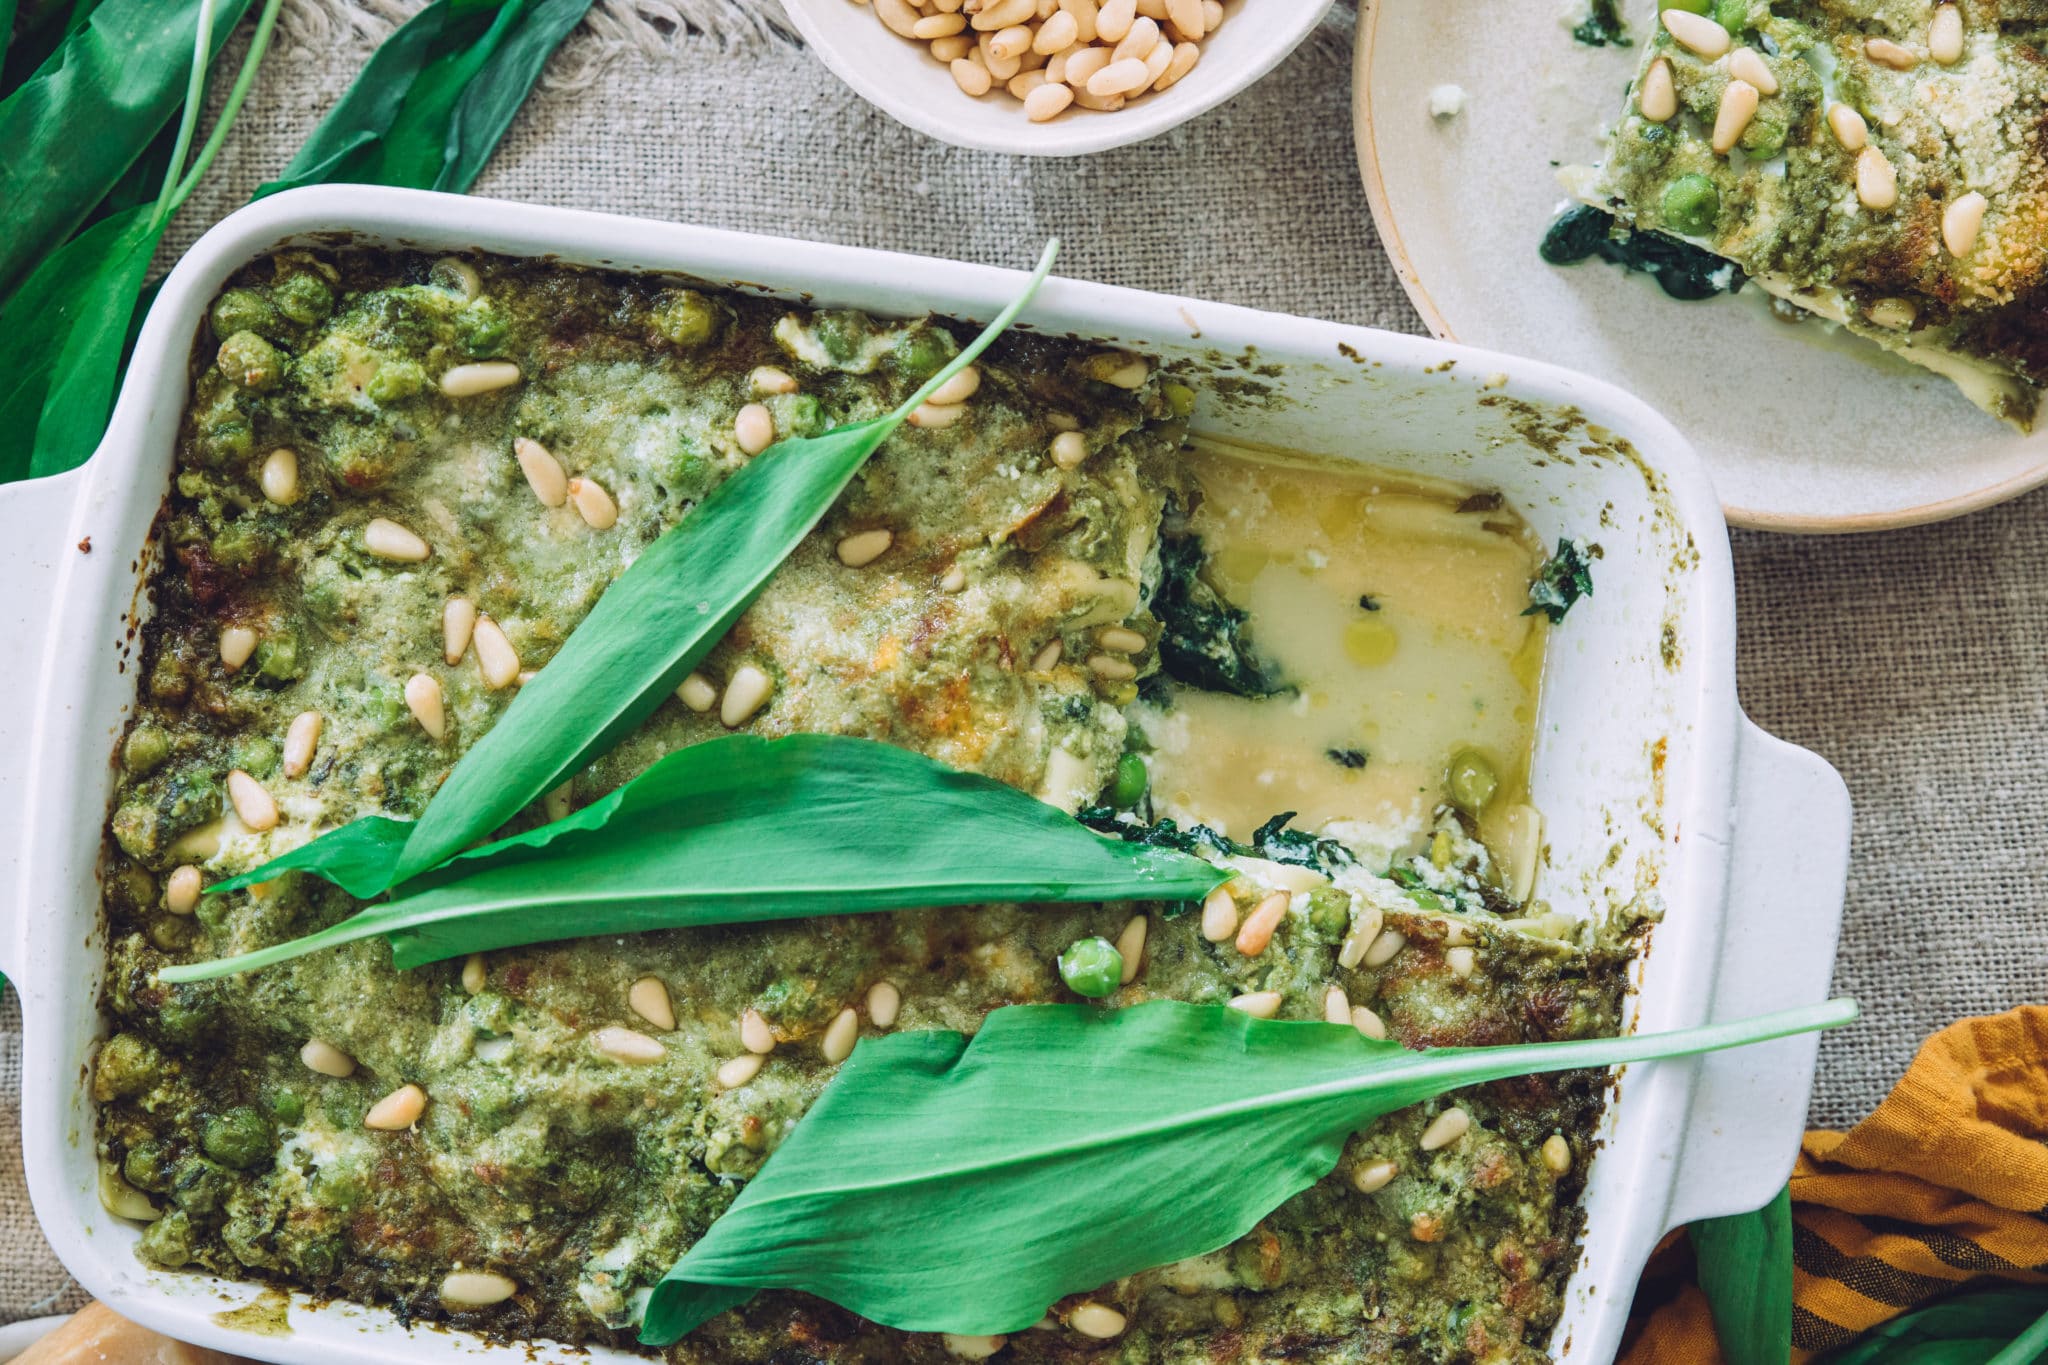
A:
5,0,2042,1321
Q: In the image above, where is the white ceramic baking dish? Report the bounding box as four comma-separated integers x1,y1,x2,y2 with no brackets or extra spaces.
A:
0,186,1849,1363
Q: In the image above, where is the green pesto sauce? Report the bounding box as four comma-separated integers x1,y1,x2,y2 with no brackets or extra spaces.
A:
96,250,1636,1364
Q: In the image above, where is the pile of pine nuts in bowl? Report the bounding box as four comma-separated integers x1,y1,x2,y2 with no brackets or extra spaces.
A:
780,0,1330,155
872,0,1224,121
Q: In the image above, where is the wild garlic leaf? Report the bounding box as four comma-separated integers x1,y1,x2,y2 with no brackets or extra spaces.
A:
161,734,1225,981
1525,537,1595,623
640,997,1858,1343
1692,1187,1794,1365
254,0,594,198
0,0,252,299
1823,1286,2048,1365
216,241,1061,898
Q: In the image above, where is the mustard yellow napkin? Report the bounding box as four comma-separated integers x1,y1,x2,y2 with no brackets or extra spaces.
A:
1622,1006,2048,1362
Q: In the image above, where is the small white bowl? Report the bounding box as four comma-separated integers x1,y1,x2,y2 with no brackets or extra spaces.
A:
779,0,1336,156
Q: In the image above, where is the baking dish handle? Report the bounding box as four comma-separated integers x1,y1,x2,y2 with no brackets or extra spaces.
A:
1664,717,1851,1229
0,469,88,981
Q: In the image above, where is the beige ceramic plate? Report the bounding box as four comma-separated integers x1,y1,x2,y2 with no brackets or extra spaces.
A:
1353,0,2048,532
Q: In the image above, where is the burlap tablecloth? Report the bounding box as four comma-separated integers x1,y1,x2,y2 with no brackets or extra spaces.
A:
5,0,2042,1321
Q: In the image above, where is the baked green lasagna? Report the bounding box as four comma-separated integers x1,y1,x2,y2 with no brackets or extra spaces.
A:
1581,0,2048,426
93,249,1636,1363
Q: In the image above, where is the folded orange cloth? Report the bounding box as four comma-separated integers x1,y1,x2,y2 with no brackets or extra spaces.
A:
1621,1006,2048,1363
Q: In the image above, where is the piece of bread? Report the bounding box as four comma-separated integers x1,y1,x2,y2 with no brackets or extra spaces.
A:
13,1303,253,1365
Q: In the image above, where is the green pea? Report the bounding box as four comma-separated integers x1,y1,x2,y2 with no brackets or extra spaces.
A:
365,357,425,403
145,913,195,953
1162,381,1197,417
1057,936,1124,999
124,1139,173,1193
1446,749,1499,815
892,325,958,378
265,1087,305,1126
273,273,333,325
653,290,720,349
1306,887,1351,937
210,289,278,340
138,1210,196,1268
812,310,869,363
778,393,826,438
216,331,282,391
93,1033,163,1101
1110,753,1148,808
1660,174,1721,237
295,1238,342,1280
252,632,300,686
201,1105,273,1170
457,307,510,359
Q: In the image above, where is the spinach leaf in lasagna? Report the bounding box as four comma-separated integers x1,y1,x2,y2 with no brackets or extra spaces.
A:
1152,527,1288,698
1526,537,1594,623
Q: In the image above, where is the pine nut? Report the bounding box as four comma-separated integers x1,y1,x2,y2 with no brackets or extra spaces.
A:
365,1083,426,1130
972,0,1033,27
1064,46,1112,89
171,820,223,861
1352,1005,1388,1040
990,24,1032,59
1445,946,1476,978
1338,906,1385,969
1136,38,1172,91
1153,40,1199,91
166,865,201,915
981,33,1022,81
943,1336,1007,1360
717,1052,764,1088
877,0,920,35
1711,79,1759,154
720,664,773,727
1235,890,1290,956
226,770,278,832
1034,9,1077,49
1200,0,1220,28
1227,991,1283,1019
630,976,676,1030
939,564,968,592
440,1271,516,1308
472,616,520,689
1165,0,1202,39
219,626,257,672
916,12,967,36
1323,984,1350,1026
301,1039,356,1078
868,979,903,1027
462,954,486,994
259,448,300,505
1087,653,1137,680
931,33,972,60
1085,352,1149,388
735,403,776,455
748,365,798,395
431,257,481,299
1115,914,1147,984
1727,46,1778,95
405,673,446,740
952,55,995,96
927,365,982,406
837,528,894,566
568,476,618,530
1639,58,1676,121
1070,1303,1127,1338
439,362,521,397
821,1007,860,1063
1088,57,1150,96
741,1008,777,1054
1137,0,1165,17
1061,0,1098,40
593,1026,664,1064
1112,15,1157,61
98,1166,156,1222
1865,36,1917,69
1363,928,1406,967
1827,102,1868,151
676,671,718,712
543,781,572,823
1869,296,1917,329
512,437,566,507
909,401,966,428
1857,146,1898,210
1419,1106,1470,1152
1930,3,1963,63
1943,190,1988,255
1026,81,1074,120
1352,1159,1398,1194
1096,0,1134,40
364,517,429,562
1200,887,1239,941
1097,625,1146,653
1660,7,1729,57
1030,640,1063,671
1049,431,1089,468
1542,1134,1573,1175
